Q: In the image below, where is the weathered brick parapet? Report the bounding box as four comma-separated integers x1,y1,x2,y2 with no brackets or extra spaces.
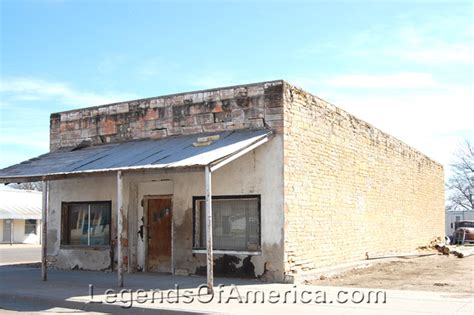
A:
50,80,284,151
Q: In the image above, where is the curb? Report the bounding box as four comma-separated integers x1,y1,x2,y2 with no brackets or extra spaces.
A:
0,262,40,267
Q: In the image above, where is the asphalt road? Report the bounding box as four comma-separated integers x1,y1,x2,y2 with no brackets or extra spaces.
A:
0,299,108,315
0,244,41,265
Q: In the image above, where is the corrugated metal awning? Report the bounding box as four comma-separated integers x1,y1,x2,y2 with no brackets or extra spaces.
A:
0,188,42,219
0,129,273,183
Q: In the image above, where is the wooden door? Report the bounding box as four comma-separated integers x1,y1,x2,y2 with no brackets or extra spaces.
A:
147,198,172,273
3,220,12,243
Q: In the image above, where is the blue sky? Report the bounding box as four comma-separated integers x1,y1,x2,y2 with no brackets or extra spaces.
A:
1,0,473,174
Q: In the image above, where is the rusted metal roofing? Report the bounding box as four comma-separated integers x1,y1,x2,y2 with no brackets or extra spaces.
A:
0,187,42,219
0,129,273,183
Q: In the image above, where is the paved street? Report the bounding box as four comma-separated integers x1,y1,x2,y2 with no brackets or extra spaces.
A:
0,244,41,265
0,299,107,315
0,265,472,314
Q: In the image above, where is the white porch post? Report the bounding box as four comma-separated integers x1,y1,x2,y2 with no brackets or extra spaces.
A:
9,219,13,246
41,180,48,281
205,166,213,294
117,171,124,287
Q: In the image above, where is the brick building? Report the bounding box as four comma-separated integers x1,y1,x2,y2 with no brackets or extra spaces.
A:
0,80,444,284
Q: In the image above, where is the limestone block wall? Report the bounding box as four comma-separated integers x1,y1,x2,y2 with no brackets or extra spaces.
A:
50,81,284,151
282,83,444,278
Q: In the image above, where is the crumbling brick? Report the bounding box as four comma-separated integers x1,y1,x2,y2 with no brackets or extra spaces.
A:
49,81,284,151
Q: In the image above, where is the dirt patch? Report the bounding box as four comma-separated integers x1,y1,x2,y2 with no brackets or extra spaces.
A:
310,253,474,294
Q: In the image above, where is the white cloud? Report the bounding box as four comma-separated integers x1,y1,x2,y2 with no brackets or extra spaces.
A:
97,54,129,74
397,33,472,65
189,73,241,89
323,72,439,89
0,101,9,109
388,17,474,65
0,133,49,150
0,77,138,168
299,12,474,67
291,77,474,168
292,13,474,170
0,148,46,170
0,77,137,107
135,57,173,78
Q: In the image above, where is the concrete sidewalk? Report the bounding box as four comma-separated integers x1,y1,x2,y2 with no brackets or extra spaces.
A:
0,244,40,266
0,266,472,314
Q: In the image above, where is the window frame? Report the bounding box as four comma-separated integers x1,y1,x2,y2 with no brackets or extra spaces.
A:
60,201,112,249
24,219,37,235
192,194,262,254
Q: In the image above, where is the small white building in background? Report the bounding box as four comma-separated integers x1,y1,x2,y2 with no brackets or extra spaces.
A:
445,210,474,238
0,187,42,244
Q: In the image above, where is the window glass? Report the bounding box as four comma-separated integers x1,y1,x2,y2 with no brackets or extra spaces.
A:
89,203,110,245
194,197,260,251
24,219,37,235
62,202,111,246
68,204,88,245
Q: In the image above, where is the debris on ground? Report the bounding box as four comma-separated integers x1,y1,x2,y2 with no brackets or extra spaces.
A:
433,282,449,287
310,254,474,294
435,244,474,258
418,237,444,251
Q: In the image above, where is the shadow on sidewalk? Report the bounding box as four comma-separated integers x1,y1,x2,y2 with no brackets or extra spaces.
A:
0,265,266,314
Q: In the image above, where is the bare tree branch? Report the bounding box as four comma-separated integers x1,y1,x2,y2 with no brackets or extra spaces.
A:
8,182,43,191
447,139,474,211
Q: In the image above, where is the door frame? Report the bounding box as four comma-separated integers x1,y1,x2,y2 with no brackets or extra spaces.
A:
143,195,173,273
2,219,13,244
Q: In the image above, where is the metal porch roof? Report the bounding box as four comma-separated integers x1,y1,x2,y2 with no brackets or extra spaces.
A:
0,129,273,183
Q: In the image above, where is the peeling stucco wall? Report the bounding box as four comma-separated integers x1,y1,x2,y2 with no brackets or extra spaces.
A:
47,175,117,270
47,134,285,280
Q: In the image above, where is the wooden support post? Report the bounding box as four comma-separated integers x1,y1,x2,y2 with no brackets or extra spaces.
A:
205,166,213,294
41,181,48,281
117,171,124,287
